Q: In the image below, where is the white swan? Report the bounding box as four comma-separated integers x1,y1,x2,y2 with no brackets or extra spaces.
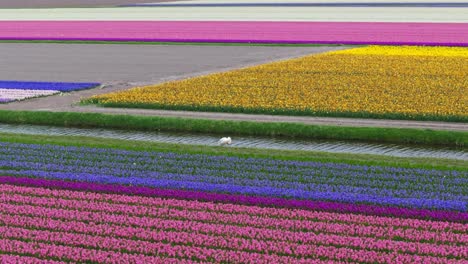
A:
218,137,232,146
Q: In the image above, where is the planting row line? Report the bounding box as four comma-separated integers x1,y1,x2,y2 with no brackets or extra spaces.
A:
1,142,465,211
0,184,466,263
3,184,466,232
4,151,463,193
3,176,466,222
2,199,467,247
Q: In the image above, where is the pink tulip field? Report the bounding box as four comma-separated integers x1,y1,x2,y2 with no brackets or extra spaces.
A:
1,183,467,263
1,21,467,46
0,141,466,263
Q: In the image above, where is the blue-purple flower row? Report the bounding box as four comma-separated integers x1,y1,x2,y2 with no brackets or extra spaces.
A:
0,142,466,211
0,80,100,92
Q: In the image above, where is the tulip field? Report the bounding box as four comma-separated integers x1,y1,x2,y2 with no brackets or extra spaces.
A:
0,140,467,262
90,46,468,121
1,1,467,263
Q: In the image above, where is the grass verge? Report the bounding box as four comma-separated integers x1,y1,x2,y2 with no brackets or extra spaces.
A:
0,110,466,148
0,39,340,47
0,132,466,171
88,100,468,123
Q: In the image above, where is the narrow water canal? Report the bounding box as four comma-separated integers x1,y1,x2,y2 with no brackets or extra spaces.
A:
0,124,466,160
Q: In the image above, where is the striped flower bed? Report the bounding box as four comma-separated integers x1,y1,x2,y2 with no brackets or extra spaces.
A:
0,81,100,103
1,142,466,213
0,88,59,103
1,184,467,263
0,21,467,46
1,140,467,262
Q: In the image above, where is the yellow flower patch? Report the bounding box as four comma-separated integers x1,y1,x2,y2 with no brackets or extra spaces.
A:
91,46,468,120
331,45,468,57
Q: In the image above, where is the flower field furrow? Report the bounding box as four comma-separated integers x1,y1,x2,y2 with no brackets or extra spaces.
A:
2,212,467,260
4,202,467,248
3,184,466,232
3,156,464,198
1,226,463,264
5,168,464,211
3,210,466,251
0,239,184,264
3,176,467,223
1,142,465,212
3,142,462,185
2,192,467,245
1,175,466,263
0,254,66,264
0,226,312,263
3,191,467,238
3,188,465,233
3,156,464,199
0,211,465,263
90,46,468,121
5,153,463,195
5,143,446,178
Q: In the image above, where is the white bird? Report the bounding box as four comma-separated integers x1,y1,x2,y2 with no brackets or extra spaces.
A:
218,137,232,146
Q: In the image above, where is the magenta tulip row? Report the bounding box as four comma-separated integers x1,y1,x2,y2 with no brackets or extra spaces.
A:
2,176,466,222
1,184,466,263
0,239,192,264
0,254,65,264
3,184,465,233
0,21,467,46
3,203,466,247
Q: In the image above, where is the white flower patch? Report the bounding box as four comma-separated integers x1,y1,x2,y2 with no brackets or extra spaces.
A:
0,88,60,102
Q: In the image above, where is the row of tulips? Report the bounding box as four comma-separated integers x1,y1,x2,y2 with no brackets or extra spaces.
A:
0,81,100,91
0,81,99,103
1,184,466,263
90,46,468,121
0,88,59,103
1,142,465,211
1,176,466,222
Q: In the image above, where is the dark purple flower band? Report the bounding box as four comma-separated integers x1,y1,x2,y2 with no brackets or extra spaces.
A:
1,176,466,222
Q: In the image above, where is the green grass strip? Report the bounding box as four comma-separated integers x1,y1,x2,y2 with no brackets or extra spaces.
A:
87,101,468,123
0,39,341,47
0,132,466,171
0,110,466,148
